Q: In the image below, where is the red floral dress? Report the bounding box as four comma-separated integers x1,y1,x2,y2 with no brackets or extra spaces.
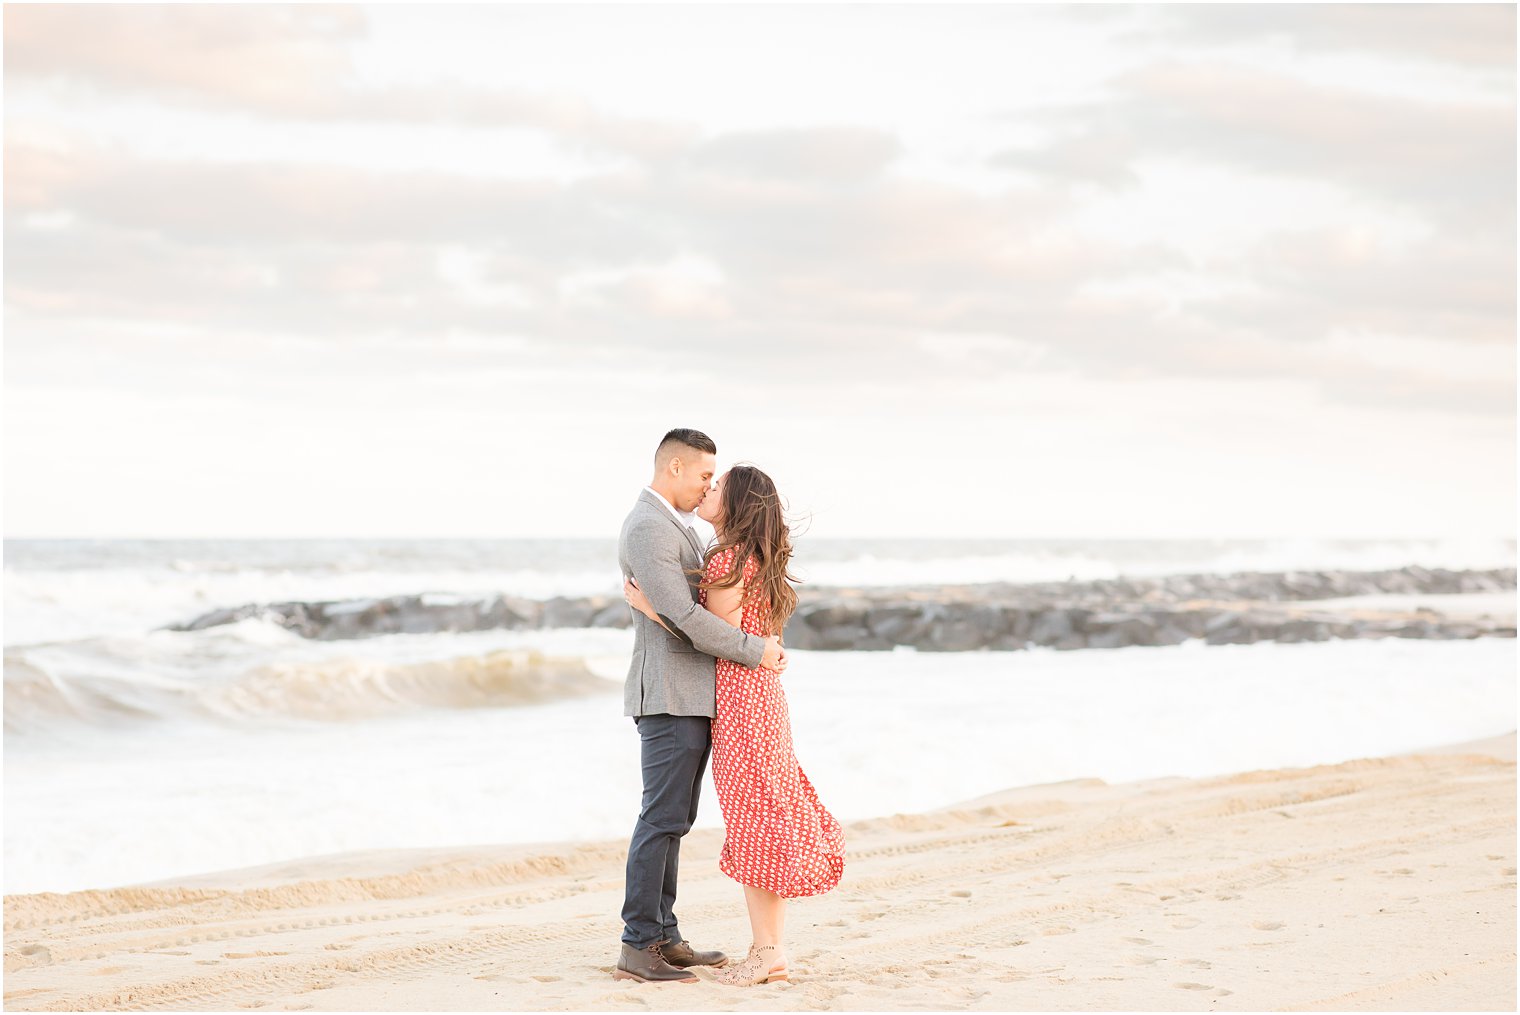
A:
701,547,845,898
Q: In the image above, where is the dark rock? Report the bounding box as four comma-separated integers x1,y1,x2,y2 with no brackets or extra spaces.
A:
542,596,594,630
589,603,633,628
164,564,1516,654
1027,609,1074,646
866,605,933,645
1395,619,1443,639
1152,623,1194,647
1083,612,1158,649
1278,619,1332,643
922,604,1007,652
801,602,869,630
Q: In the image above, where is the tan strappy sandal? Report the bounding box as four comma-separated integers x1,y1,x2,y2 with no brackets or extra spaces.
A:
710,944,789,986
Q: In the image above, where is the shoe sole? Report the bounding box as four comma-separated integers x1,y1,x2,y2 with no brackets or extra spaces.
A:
712,974,790,985
613,968,699,984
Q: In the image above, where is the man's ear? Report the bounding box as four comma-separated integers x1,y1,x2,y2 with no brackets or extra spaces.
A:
667,456,683,477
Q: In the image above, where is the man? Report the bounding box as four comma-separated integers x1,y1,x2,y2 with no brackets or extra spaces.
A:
613,428,788,983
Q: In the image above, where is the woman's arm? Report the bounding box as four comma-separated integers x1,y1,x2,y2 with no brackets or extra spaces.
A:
624,579,677,637
702,582,745,628
622,520,766,668
625,575,746,630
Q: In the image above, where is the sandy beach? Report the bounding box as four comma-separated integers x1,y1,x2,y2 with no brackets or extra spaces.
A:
3,731,1514,1012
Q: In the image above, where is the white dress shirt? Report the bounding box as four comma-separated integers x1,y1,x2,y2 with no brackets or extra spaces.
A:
643,485,698,529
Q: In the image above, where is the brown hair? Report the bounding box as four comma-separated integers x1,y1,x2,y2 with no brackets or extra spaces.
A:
693,464,800,635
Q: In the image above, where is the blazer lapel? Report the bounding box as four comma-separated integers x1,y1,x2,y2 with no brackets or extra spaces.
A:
681,521,705,559
639,489,704,560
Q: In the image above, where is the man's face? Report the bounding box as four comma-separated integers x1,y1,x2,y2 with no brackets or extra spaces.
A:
696,471,727,526
672,452,716,514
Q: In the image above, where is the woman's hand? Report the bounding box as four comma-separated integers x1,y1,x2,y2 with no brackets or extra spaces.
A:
624,577,658,622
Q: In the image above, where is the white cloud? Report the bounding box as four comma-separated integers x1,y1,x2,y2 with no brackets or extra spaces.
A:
3,4,1512,538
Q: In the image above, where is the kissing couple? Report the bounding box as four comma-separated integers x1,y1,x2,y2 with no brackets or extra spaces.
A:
614,428,846,987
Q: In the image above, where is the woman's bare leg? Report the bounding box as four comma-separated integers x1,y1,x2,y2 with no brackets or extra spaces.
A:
742,884,787,970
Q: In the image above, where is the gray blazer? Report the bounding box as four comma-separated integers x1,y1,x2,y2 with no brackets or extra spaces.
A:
619,489,766,717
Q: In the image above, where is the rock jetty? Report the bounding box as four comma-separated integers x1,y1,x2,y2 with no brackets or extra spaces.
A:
167,566,1516,652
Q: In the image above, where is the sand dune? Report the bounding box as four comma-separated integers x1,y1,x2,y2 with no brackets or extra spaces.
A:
4,733,1514,1011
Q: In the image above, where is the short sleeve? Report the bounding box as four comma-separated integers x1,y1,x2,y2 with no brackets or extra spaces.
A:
705,546,738,582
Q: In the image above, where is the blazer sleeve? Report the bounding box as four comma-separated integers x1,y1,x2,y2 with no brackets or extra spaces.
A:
625,518,766,669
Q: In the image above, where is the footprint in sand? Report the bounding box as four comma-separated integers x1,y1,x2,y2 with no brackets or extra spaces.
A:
1122,937,1152,945
1251,921,1284,931
16,945,51,966
1179,958,1212,968
1172,981,1212,990
1169,917,1202,930
1041,926,1075,936
1125,954,1161,966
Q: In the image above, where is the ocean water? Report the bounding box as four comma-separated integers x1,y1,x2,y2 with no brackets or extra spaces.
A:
4,537,1515,895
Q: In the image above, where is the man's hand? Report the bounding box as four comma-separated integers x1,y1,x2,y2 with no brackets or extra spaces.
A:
761,635,789,673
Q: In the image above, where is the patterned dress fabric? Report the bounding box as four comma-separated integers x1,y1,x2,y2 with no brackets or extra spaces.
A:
702,547,845,898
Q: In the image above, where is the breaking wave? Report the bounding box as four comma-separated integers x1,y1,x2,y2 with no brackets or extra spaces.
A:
4,643,617,732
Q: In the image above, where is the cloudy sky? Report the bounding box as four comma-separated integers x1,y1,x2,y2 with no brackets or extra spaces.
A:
4,3,1515,539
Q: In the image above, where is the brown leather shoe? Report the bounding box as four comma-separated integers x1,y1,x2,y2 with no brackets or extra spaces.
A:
661,939,730,968
613,940,699,983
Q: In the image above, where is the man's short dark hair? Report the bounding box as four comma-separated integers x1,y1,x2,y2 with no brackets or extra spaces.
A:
655,428,717,466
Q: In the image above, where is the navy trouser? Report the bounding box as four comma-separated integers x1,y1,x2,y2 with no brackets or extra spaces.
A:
620,713,712,948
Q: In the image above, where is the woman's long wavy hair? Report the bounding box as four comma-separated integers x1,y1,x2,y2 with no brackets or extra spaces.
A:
691,464,800,635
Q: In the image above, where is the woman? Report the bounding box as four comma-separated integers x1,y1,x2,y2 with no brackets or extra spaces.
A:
624,464,845,987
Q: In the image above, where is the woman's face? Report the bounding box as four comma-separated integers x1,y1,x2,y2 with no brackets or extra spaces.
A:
697,471,728,527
